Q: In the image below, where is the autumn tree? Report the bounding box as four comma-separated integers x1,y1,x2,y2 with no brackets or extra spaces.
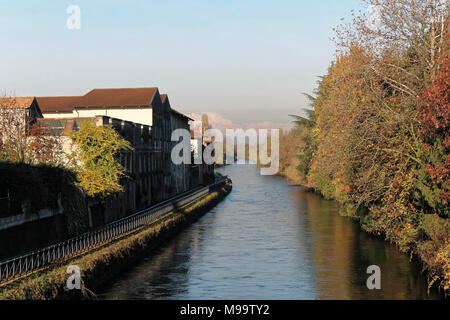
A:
417,51,449,217
326,0,449,221
281,0,449,291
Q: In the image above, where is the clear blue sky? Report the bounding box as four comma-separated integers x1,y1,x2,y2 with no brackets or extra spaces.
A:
0,0,363,126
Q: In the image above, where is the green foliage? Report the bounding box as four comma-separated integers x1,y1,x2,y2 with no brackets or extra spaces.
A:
289,96,316,129
289,93,319,179
70,121,133,199
310,169,335,200
296,142,313,177
339,202,358,218
421,214,450,247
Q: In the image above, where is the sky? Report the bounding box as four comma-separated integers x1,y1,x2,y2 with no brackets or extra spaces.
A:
0,0,364,129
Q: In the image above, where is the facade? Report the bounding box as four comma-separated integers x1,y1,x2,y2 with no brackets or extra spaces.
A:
37,115,156,225
163,94,193,196
38,87,172,203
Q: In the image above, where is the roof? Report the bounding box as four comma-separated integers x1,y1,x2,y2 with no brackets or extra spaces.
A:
36,96,81,113
171,108,193,121
161,93,192,120
1,90,194,125
77,87,158,108
0,97,35,109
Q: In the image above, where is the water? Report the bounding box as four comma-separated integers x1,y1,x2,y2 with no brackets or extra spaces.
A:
98,164,440,300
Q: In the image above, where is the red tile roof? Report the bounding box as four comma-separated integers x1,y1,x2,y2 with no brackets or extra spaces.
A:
0,97,35,109
78,87,158,108
36,96,81,113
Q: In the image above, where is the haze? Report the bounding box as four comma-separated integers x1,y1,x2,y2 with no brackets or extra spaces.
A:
0,0,362,128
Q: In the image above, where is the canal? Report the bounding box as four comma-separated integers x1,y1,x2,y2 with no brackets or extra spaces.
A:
98,164,440,299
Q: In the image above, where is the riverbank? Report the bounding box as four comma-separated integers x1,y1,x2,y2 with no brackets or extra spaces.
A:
276,169,449,297
0,179,232,300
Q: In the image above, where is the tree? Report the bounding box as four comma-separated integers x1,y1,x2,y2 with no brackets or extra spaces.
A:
416,51,449,216
335,0,448,87
70,121,133,199
0,98,62,165
289,93,318,180
282,0,449,291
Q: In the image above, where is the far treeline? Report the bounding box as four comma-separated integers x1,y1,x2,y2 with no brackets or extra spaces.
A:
279,0,449,293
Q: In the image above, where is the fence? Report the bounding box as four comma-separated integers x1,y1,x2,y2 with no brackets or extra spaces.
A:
0,179,226,283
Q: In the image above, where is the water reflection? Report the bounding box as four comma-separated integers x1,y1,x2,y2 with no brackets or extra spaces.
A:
294,189,435,299
98,219,214,299
98,164,440,300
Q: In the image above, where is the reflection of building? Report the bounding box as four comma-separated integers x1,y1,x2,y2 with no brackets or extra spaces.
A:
1,88,215,227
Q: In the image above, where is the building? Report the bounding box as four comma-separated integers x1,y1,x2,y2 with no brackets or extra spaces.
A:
0,97,42,133
35,96,81,118
37,88,158,126
190,130,215,187
0,87,215,228
38,87,173,203
37,115,155,225
162,94,193,196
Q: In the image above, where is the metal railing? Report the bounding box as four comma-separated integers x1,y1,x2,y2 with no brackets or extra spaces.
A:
0,179,226,283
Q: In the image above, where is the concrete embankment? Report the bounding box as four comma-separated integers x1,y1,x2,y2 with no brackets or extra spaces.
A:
0,179,232,300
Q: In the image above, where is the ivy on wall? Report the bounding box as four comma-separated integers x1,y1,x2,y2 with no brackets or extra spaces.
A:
70,121,133,200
